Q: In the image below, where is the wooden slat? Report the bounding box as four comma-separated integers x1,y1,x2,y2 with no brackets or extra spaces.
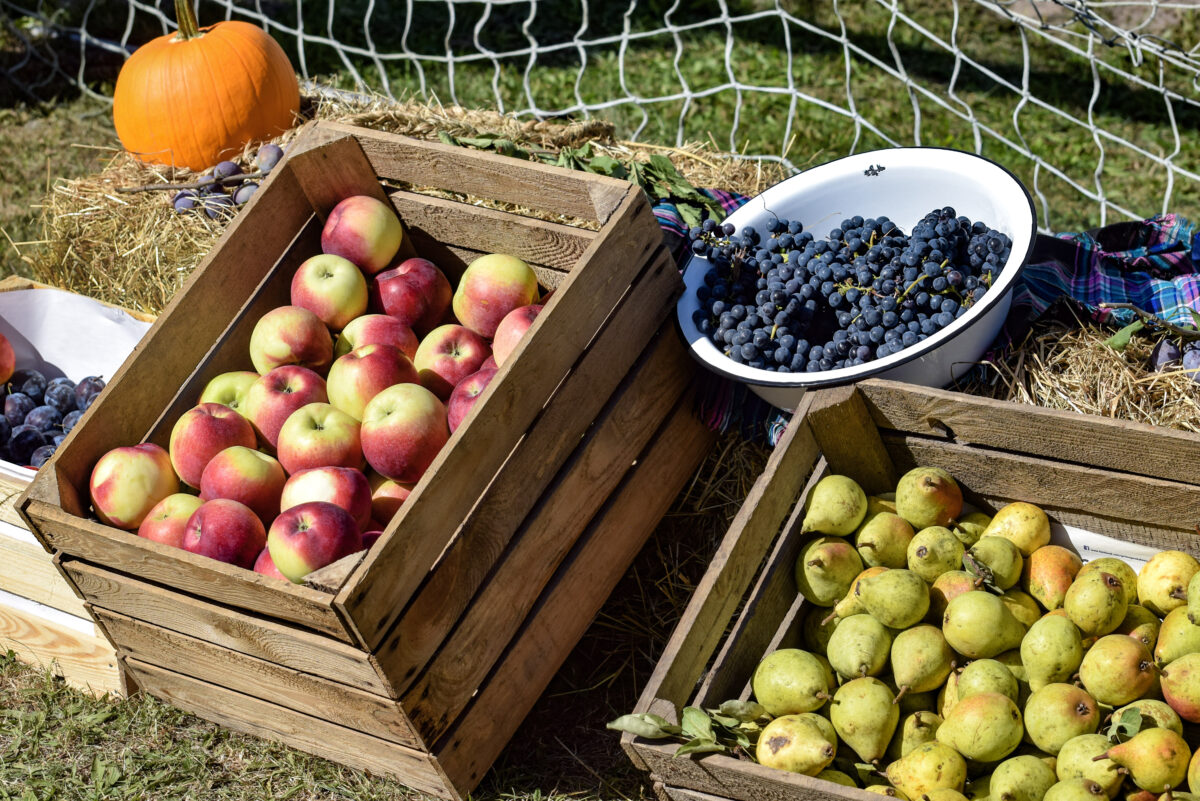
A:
805,385,898,496
435,399,717,793
403,328,694,741
0,526,88,618
60,559,389,696
29,503,349,641
0,474,33,529
92,608,421,748
0,596,122,698
860,379,1200,487
124,659,456,800
337,187,671,650
371,251,681,691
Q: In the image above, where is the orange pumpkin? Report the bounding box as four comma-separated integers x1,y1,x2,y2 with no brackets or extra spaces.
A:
113,0,299,171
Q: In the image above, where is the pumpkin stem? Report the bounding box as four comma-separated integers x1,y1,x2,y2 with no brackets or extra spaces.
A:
174,0,201,40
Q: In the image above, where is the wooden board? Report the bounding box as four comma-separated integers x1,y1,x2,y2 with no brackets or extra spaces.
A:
0,519,87,618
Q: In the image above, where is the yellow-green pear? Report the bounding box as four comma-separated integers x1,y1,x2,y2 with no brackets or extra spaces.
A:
887,710,943,760
930,570,978,622
1116,605,1161,653
891,625,955,699
828,613,892,680
957,659,1019,703
1099,728,1191,793
825,566,890,624
1155,606,1200,665
1139,551,1200,618
909,526,965,583
1078,558,1139,606
1079,634,1157,707
802,474,869,536
755,713,837,775
980,502,1051,557
1021,615,1084,692
1023,545,1082,611
1044,780,1109,801
796,536,863,607
895,467,963,530
1002,589,1044,629
1113,699,1183,737
1023,683,1100,755
857,512,916,569
886,741,968,797
936,691,1024,763
989,754,1058,801
926,790,969,801
859,568,931,629
866,786,908,798
1056,734,1125,797
1065,571,1128,637
817,769,858,787
830,676,899,763
1187,573,1200,626
952,511,992,547
751,648,833,716
942,591,1028,659
967,536,1024,590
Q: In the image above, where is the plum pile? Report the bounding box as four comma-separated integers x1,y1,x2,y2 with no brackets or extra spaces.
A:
2,369,104,467
689,208,1013,373
172,144,284,220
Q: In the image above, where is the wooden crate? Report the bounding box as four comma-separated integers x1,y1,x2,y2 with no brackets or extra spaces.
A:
16,122,716,799
623,379,1200,801
0,276,152,698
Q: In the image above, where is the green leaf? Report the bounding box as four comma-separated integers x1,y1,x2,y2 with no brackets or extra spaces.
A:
436,131,460,147
606,713,681,739
681,706,716,741
1188,307,1200,331
673,737,726,757
1103,320,1145,350
678,203,705,230
718,700,767,722
586,155,627,178
1107,708,1145,742
710,714,741,728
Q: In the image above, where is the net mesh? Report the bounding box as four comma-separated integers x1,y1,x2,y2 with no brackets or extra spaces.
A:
3,0,1200,233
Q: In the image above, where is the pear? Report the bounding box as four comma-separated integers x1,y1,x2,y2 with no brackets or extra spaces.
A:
802,605,840,655
938,669,961,719
860,569,931,629
1023,683,1100,754
1156,607,1200,665
888,710,944,761
1043,780,1108,801
936,691,1023,763
1078,558,1140,606
910,527,966,583
896,688,938,716
895,467,963,530
995,651,1030,701
1021,615,1084,692
980,503,1051,557
1138,551,1200,618
926,791,969,801
1023,545,1083,611
796,536,864,607
969,774,995,801
1190,744,1200,793
1117,605,1162,653
1065,571,1128,637
867,786,908,798
802,475,869,536
1079,634,1157,707
953,512,993,547
892,626,955,699
1160,652,1200,723
957,659,1019,703
817,769,858,787
990,754,1058,801
1112,700,1183,737
751,648,833,715
887,741,969,797
1187,573,1200,627
943,591,1028,659
967,537,1024,590
828,613,893,680
826,566,891,624
1100,728,1191,793
930,571,978,622
755,713,837,775
1056,734,1124,797
857,512,917,569
830,676,899,763
1002,589,1044,629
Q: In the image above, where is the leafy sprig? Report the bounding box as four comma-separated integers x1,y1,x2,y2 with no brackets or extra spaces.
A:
607,700,769,759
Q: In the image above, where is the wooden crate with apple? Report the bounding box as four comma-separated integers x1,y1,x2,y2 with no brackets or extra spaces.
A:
622,380,1200,801
16,121,715,799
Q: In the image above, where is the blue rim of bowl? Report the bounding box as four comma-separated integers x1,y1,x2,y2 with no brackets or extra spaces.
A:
675,146,1039,390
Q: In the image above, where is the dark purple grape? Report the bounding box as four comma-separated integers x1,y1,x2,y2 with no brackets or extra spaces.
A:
9,424,46,465
233,182,259,205
1150,338,1182,372
24,404,62,432
29,444,56,468
62,409,83,434
203,194,236,220
174,190,199,212
11,368,46,404
256,143,284,174
74,376,105,408
43,381,76,414
4,392,35,428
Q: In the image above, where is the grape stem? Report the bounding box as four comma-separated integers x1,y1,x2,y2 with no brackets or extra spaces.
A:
117,171,267,194
1098,302,1200,338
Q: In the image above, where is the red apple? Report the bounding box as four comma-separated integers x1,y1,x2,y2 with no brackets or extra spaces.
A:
169,403,258,489
447,367,498,433
492,304,543,367
243,365,328,450
253,547,290,581
0,332,14,385
199,445,287,526
89,443,180,529
267,501,363,582
412,324,491,400
275,402,362,474
181,498,267,568
480,355,497,370
291,253,369,331
199,371,260,417
137,492,203,547
361,530,384,550
367,470,415,523
248,305,333,375
360,383,449,483
334,314,419,361
451,253,540,338
280,466,372,530
321,195,405,276
326,343,419,421
371,257,453,335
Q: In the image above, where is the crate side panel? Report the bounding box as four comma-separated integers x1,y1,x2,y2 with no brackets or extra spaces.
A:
0,525,87,618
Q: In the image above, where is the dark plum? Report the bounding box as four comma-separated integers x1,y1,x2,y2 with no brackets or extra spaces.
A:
62,409,83,434
52,434,66,447
24,404,62,432
47,376,74,389
233,182,259,205
43,381,76,413
1183,344,1200,383
9,424,46,465
4,392,35,428
29,444,56,468
212,160,243,186
0,418,9,447
74,376,105,407
203,194,236,220
256,143,284,174
174,190,200,212
1150,338,1183,371
11,368,46,403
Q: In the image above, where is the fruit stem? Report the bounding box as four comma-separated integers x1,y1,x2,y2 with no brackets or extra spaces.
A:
820,610,839,626
893,685,909,705
174,0,201,40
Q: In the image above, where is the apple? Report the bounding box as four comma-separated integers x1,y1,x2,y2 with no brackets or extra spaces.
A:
199,445,287,526
360,383,449,483
275,402,362,474
290,253,369,331
90,443,180,529
371,258,453,335
198,371,260,417
361,530,384,550
491,304,543,367
0,332,13,385
253,547,290,581
368,470,415,523
451,253,540,338
182,498,267,568
321,195,405,276
480,355,497,370
447,367,498,433
412,324,491,400
137,492,202,547
169,402,258,489
334,314,419,361
326,343,419,421
243,365,328,450
248,305,333,375
267,501,363,582
280,466,372,530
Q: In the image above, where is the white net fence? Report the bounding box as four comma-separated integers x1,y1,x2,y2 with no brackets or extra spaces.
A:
2,0,1200,233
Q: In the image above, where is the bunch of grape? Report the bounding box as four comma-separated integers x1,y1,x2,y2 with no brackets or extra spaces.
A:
689,207,1013,373
172,143,284,220
2,369,105,467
